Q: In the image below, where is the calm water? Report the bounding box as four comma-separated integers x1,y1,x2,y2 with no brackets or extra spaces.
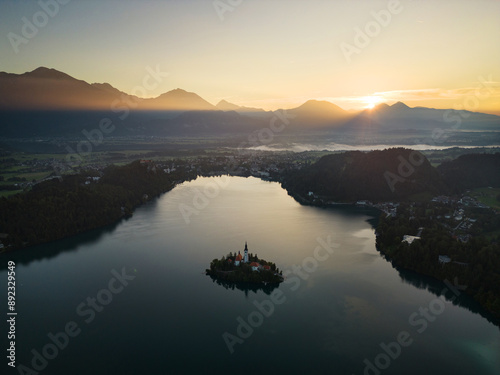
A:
2,176,499,375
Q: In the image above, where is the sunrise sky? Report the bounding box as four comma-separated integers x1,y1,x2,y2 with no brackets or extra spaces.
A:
0,0,499,114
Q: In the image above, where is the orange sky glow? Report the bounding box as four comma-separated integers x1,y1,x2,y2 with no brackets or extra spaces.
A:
0,0,499,115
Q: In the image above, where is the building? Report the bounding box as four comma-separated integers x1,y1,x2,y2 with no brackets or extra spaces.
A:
250,262,261,271
402,235,421,244
235,252,243,266
244,242,249,263
233,242,250,266
438,255,451,264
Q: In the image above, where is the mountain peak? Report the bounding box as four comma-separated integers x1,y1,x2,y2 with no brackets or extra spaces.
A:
374,103,390,110
151,88,215,111
92,82,114,90
288,100,349,127
296,100,346,114
170,88,188,93
391,101,410,110
216,100,240,111
25,67,75,81
159,88,198,98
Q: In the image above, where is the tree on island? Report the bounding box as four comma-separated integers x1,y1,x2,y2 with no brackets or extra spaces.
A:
206,250,283,285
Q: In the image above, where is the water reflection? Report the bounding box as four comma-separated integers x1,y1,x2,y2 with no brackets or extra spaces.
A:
0,220,122,270
391,260,500,328
207,274,280,297
1,175,498,375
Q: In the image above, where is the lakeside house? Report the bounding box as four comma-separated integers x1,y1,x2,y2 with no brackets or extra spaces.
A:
250,262,261,271
235,252,243,266
438,255,451,264
402,235,420,244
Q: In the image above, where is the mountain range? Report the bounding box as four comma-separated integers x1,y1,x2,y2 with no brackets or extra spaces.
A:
0,67,499,139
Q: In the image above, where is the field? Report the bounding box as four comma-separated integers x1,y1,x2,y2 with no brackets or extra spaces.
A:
470,187,500,211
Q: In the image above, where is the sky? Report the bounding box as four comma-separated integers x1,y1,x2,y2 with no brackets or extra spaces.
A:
0,0,499,114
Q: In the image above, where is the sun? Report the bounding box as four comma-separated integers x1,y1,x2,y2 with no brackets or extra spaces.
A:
364,96,382,110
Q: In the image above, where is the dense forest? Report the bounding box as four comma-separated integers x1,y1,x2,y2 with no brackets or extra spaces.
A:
0,161,194,249
376,203,500,320
207,253,283,284
437,153,500,191
281,148,448,202
2,150,499,319
280,149,500,319
282,149,500,203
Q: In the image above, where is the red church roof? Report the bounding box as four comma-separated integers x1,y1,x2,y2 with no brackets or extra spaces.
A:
249,262,260,267
235,254,243,261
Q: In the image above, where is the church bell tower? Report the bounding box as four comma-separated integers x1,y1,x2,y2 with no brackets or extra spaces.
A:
244,242,249,263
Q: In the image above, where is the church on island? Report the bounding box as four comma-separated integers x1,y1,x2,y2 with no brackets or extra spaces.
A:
231,242,271,271
208,242,281,284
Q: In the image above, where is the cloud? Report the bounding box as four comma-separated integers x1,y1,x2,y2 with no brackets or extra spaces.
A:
373,86,500,102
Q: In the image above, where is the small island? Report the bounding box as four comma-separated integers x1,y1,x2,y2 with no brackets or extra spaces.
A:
206,242,284,284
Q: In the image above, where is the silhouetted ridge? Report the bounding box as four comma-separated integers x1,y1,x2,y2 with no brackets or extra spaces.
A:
24,67,76,81
437,153,500,191
391,101,410,110
282,148,447,202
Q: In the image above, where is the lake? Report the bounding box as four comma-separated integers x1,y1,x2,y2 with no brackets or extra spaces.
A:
2,176,499,375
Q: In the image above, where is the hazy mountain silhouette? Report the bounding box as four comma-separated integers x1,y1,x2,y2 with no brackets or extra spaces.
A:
90,82,130,97
287,100,351,128
390,101,411,111
0,68,214,112
144,89,215,111
345,100,500,134
0,67,123,110
0,67,499,138
216,100,265,113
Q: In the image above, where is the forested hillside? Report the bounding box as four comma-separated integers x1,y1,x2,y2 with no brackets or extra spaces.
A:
282,148,448,202
437,153,500,191
0,161,192,249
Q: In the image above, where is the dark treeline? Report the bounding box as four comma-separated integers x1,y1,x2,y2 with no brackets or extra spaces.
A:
376,203,500,320
437,152,500,192
281,149,500,320
282,149,500,203
0,161,195,249
281,148,448,202
207,254,283,284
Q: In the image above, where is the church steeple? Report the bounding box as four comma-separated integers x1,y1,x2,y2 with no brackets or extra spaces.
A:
244,242,249,263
